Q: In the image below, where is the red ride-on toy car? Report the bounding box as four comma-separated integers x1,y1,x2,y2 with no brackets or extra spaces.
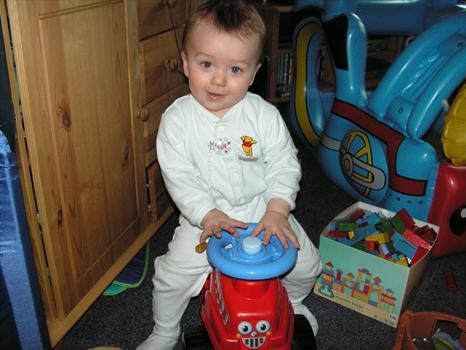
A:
182,224,316,349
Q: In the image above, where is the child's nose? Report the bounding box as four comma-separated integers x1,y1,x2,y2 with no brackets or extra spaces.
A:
212,70,227,86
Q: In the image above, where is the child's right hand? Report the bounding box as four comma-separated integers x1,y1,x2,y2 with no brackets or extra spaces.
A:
200,209,248,244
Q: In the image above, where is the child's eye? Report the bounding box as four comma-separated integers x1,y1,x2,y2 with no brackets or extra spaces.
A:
231,66,243,74
201,61,212,69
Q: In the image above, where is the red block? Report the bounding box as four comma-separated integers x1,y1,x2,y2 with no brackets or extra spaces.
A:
349,208,366,221
327,230,349,239
402,228,432,250
414,225,437,243
410,246,428,266
365,240,378,251
445,271,458,293
396,208,415,229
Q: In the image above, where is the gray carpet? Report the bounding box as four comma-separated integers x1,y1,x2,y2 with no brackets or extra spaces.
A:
58,138,466,350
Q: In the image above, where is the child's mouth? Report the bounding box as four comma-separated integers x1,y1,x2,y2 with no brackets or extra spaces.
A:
208,92,223,100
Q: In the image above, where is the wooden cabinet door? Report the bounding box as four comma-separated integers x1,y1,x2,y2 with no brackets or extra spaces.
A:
138,0,188,39
7,0,148,343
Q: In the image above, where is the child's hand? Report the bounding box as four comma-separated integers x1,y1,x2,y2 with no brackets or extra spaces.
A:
200,209,248,243
251,210,300,249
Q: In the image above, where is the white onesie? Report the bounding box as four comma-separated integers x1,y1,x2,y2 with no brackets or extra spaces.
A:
137,92,322,350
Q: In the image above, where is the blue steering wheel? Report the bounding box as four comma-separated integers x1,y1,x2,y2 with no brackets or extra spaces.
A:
207,223,297,280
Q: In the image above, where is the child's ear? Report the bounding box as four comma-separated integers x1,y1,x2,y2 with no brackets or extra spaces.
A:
249,62,262,86
181,51,189,78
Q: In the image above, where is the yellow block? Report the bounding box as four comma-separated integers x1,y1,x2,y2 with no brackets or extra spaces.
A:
395,256,409,266
365,232,390,244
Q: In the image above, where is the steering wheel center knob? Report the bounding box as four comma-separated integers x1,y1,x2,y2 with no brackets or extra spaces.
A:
241,236,263,255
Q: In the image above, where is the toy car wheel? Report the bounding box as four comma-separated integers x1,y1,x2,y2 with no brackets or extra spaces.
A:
292,315,317,350
182,326,213,350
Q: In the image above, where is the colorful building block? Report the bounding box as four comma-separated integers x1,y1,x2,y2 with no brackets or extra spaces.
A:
360,212,382,227
396,208,415,229
390,215,406,234
376,219,394,234
355,225,379,238
410,246,429,266
348,208,366,221
379,243,391,256
402,228,432,250
445,271,458,293
337,222,359,231
395,255,409,266
365,240,378,251
327,230,350,239
365,232,391,244
392,233,417,258
414,225,437,243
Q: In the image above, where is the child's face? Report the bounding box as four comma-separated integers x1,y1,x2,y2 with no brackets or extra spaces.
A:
181,19,262,118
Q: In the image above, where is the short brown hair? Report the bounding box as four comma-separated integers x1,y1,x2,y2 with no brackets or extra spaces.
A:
182,0,266,58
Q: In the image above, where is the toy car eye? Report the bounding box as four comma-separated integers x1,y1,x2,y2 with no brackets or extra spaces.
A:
238,321,253,334
450,206,466,236
256,320,270,333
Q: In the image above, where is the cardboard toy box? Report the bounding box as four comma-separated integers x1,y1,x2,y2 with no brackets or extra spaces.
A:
313,202,438,328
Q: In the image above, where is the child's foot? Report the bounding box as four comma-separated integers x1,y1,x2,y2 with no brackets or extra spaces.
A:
136,332,178,350
293,314,317,349
292,303,319,335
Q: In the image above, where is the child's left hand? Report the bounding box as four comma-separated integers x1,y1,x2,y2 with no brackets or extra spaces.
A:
251,210,300,249
200,209,248,244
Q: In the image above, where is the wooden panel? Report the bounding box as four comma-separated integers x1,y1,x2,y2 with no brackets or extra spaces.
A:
27,0,109,14
46,214,171,345
7,0,147,324
147,161,173,221
139,28,186,104
1,0,57,319
143,83,189,166
138,0,187,39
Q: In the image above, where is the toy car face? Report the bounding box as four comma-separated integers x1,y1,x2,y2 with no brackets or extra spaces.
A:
236,320,271,348
428,163,466,257
201,271,294,350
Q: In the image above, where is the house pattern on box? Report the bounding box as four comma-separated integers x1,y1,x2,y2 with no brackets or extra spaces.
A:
319,261,397,313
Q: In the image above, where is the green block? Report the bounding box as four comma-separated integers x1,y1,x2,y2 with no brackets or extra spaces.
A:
390,215,405,233
337,222,359,231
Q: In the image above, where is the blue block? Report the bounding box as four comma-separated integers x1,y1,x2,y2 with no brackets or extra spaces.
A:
379,243,391,256
391,233,417,258
355,225,379,238
358,213,381,227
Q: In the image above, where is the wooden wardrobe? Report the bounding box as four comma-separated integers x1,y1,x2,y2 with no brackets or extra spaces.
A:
1,0,195,346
